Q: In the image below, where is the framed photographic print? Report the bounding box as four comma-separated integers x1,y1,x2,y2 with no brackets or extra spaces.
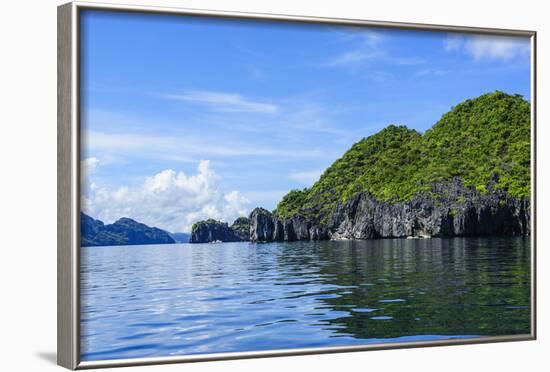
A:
57,1,536,369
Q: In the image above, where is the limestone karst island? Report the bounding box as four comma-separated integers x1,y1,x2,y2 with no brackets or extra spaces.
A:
189,91,530,244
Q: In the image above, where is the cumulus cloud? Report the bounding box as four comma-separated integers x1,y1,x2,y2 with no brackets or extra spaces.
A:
444,34,530,61
81,157,99,177
82,160,250,233
81,157,100,195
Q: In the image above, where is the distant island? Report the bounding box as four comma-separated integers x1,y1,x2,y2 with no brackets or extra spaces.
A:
169,232,191,244
191,91,531,243
81,212,176,247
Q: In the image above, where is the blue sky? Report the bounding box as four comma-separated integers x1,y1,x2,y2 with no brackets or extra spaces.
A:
80,10,531,233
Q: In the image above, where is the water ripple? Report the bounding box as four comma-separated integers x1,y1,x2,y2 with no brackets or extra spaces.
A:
80,237,530,361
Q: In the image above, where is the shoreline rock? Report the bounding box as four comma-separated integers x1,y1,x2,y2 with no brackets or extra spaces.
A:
190,217,251,243
249,178,530,243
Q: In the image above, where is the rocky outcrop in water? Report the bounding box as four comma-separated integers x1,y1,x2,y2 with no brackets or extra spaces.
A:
81,212,176,247
249,178,530,242
249,208,275,242
190,217,250,243
231,217,251,241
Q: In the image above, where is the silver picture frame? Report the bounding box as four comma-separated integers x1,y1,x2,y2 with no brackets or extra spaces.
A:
57,1,537,369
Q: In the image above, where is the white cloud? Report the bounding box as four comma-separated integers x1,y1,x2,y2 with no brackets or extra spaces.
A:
325,30,384,66
288,169,324,185
163,90,278,114
335,28,383,47
444,34,530,61
324,30,425,68
82,160,250,233
466,36,530,60
81,157,99,176
84,131,170,151
326,50,382,66
81,157,100,194
443,36,462,52
416,68,448,77
85,130,322,159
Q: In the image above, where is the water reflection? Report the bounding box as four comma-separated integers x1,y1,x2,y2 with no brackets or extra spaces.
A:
280,238,530,339
81,237,530,361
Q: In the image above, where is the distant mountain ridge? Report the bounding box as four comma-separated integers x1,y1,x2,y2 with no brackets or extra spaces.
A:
81,213,175,247
169,232,191,243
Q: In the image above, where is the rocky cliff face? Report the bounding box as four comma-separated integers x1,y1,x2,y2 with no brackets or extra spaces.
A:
81,213,176,247
249,178,530,242
190,217,250,243
249,208,275,242
231,217,251,241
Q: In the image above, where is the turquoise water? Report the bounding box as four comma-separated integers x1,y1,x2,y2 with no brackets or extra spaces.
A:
80,237,530,361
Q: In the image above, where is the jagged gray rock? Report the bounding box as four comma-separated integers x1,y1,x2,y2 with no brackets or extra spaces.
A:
190,217,250,243
249,208,274,242
230,217,251,241
249,178,530,242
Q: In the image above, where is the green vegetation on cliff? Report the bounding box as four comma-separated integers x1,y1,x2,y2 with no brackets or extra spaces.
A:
231,217,250,234
275,91,531,222
190,217,251,243
191,219,223,233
